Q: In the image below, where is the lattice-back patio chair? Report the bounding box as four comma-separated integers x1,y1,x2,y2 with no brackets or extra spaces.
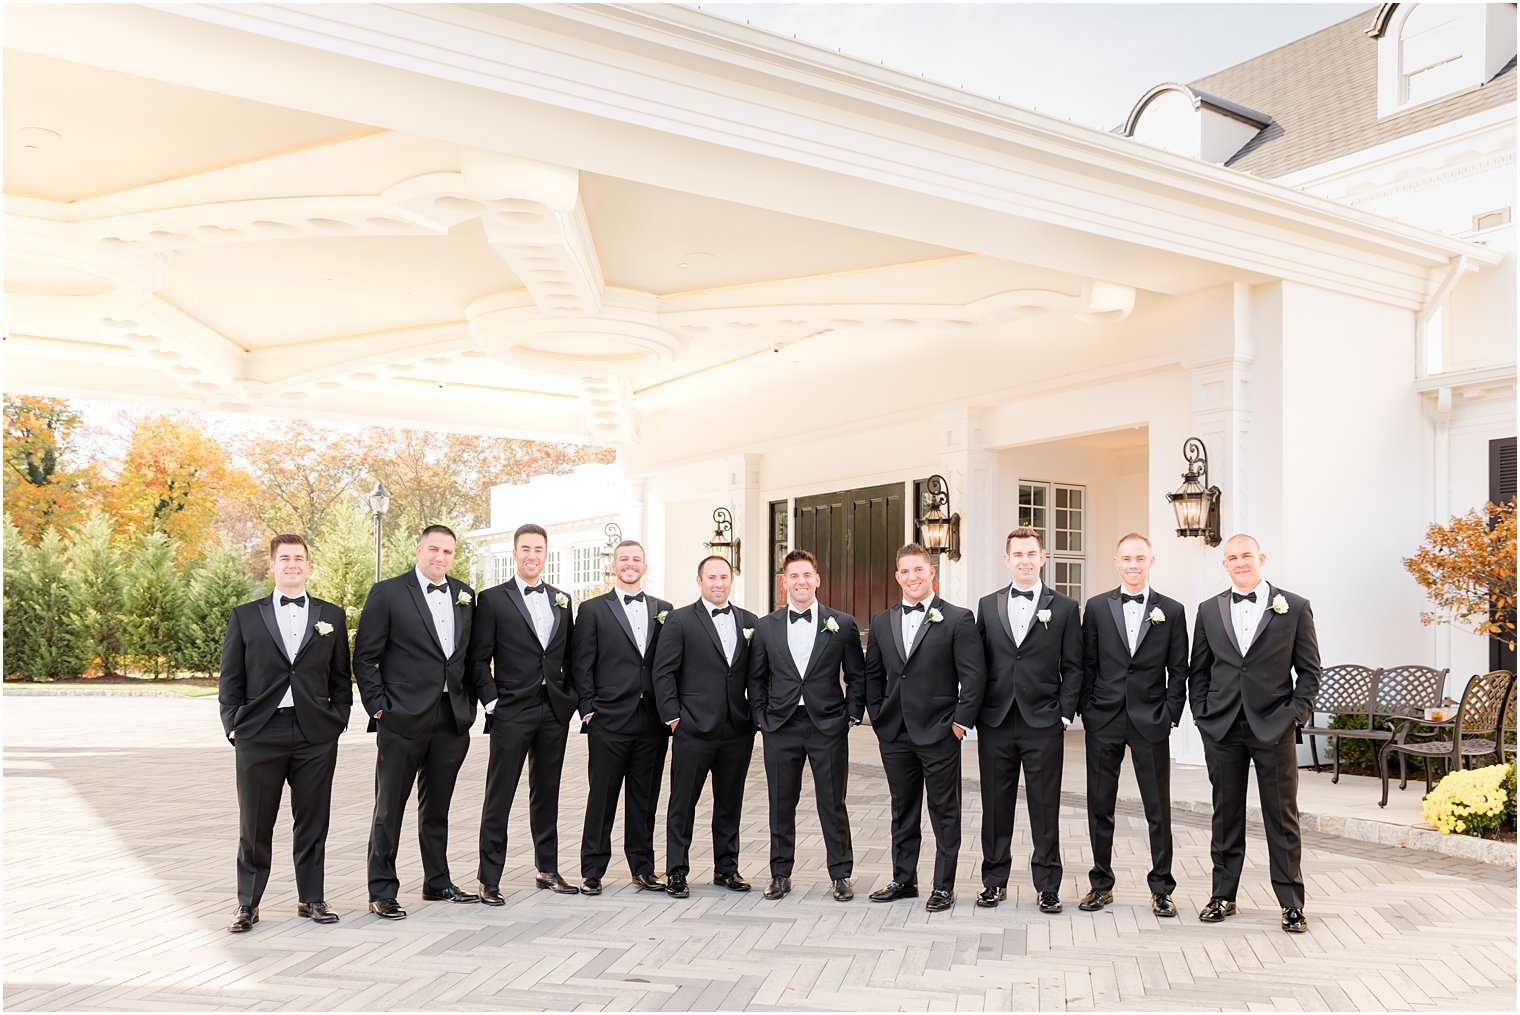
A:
1503,677,1516,763
1380,669,1513,808
1300,664,1382,782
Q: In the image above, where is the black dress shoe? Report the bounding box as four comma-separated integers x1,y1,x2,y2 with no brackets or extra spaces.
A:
1198,897,1237,922
296,900,339,924
478,884,506,907
422,883,479,904
1037,892,1062,914
667,874,690,898
369,898,407,920
535,871,580,895
1151,893,1177,917
1281,907,1309,933
227,905,259,933
713,871,751,892
581,877,603,896
762,876,791,900
925,889,955,913
1077,889,1113,912
975,885,1006,908
831,878,854,902
869,880,919,903
631,872,667,892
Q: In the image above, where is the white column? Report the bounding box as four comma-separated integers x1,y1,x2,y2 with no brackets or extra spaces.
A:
934,407,998,608
725,452,762,612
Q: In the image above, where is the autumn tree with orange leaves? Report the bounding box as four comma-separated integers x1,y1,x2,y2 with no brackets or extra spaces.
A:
1404,499,1517,649
3,396,95,544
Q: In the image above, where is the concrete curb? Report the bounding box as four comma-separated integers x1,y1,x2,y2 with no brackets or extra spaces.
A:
3,687,212,700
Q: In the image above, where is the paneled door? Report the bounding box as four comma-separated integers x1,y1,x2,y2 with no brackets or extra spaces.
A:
793,482,905,629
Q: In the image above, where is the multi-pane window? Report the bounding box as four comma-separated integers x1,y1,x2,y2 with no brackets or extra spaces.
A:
570,544,604,606
543,549,564,588
1017,480,1087,605
491,553,516,588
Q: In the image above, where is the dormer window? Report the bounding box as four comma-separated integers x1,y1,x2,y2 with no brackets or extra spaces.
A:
1372,3,1517,117
1118,84,1270,165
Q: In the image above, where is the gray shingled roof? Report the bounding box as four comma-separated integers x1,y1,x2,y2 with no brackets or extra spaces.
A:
1186,7,1515,178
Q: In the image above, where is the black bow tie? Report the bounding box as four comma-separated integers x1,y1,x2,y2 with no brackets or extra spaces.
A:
522,584,546,595
1010,588,1035,600
427,583,448,595
1120,592,1144,605
1232,591,1257,604
789,609,812,624
623,592,645,604
710,605,731,616
279,595,306,608
902,602,925,614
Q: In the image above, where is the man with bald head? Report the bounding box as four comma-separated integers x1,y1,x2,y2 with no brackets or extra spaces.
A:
1188,533,1319,934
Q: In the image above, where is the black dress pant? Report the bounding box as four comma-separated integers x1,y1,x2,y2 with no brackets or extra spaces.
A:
665,716,755,877
234,708,338,907
1084,715,1175,895
762,709,853,879
1201,710,1304,908
478,686,570,885
978,715,1064,893
367,695,471,900
879,732,963,890
580,709,668,880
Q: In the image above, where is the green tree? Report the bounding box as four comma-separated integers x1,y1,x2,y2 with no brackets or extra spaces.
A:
70,512,129,676
3,527,92,680
307,500,378,648
180,542,255,676
124,531,185,678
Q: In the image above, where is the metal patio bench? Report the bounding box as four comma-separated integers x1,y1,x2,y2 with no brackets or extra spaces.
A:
1380,669,1513,808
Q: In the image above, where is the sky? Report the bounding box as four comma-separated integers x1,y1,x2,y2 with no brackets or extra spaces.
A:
696,3,1369,130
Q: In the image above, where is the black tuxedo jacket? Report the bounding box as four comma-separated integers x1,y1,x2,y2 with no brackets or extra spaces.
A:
571,589,674,734
1079,587,1189,743
354,571,478,738
975,584,1082,729
219,595,352,743
1188,585,1321,743
466,580,576,726
746,603,865,735
651,599,759,735
865,596,985,746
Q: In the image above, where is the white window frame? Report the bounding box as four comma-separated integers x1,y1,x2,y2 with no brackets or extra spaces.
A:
1017,479,1088,605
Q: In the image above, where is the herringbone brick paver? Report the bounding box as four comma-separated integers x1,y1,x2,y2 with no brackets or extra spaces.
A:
5,696,1515,1011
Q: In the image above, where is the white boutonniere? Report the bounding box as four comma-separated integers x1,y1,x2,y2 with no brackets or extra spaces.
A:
456,590,472,606
657,610,669,624
314,620,334,637
927,608,944,624
742,627,754,643
1148,607,1166,626
1270,594,1289,615
554,592,569,609
824,616,839,634
1036,608,1052,629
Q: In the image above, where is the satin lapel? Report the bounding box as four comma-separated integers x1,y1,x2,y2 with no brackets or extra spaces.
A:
1132,594,1155,655
803,607,831,679
548,588,565,644
293,602,317,660
1215,593,1242,657
1106,593,1127,655
1024,587,1055,642
696,605,728,663
995,585,1016,646
607,593,640,652
768,614,803,683
449,580,469,657
505,582,534,631
406,580,446,656
889,604,907,664
257,599,287,660
1248,587,1277,655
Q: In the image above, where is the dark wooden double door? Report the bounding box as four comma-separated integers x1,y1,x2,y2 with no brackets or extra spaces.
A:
786,482,905,630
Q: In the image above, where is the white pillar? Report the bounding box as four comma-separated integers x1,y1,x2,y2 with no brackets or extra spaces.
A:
934,407,998,608
725,452,762,612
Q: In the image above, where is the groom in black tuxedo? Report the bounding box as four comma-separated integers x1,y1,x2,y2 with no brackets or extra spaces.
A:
1077,533,1189,917
355,524,482,919
469,523,580,903
1189,533,1320,934
864,544,984,912
974,526,1082,913
220,534,352,933
747,548,865,902
571,539,674,894
652,554,760,897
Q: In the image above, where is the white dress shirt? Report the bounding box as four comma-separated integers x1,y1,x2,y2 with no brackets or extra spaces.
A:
1009,582,1042,644
786,601,818,677
705,598,738,665
517,576,554,648
1230,580,1270,653
1120,586,1150,655
415,567,455,661
900,599,929,654
273,588,308,708
620,589,649,655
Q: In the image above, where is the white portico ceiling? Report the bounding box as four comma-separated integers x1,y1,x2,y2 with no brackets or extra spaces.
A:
2,3,1502,445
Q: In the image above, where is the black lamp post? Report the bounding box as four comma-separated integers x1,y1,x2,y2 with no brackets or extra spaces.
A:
704,507,741,573
368,481,391,582
601,522,623,584
915,474,961,562
1165,438,1222,546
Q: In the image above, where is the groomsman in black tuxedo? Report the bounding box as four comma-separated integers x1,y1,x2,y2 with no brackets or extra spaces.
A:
1077,533,1189,917
652,554,760,897
355,524,482,919
1189,533,1319,934
470,523,580,903
747,548,865,902
220,534,352,933
864,544,984,912
974,526,1082,913
571,539,674,895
